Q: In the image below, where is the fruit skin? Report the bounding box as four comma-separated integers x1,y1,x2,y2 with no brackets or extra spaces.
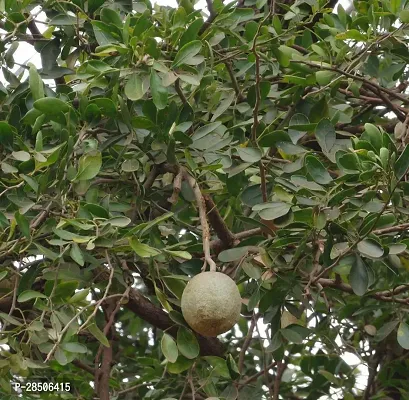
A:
181,271,242,337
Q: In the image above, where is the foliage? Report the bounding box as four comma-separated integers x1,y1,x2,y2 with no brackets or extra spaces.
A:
1,0,409,399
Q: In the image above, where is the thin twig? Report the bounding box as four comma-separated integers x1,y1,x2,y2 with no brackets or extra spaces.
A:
44,294,123,363
238,313,257,373
78,251,115,332
175,79,187,104
237,361,277,386
168,170,183,204
255,323,274,399
30,201,53,229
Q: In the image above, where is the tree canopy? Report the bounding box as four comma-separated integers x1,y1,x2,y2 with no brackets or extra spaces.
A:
2,0,409,399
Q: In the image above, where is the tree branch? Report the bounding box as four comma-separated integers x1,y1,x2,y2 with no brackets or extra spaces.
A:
209,228,263,254
204,195,238,248
72,360,95,375
317,278,409,304
95,300,115,400
182,169,217,272
238,361,277,386
91,263,225,357
224,60,244,102
198,0,217,35
238,313,257,373
373,223,409,235
273,362,286,400
294,60,409,105
175,78,187,105
126,280,225,356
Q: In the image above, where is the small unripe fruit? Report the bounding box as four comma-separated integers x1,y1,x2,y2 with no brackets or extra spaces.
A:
181,271,242,337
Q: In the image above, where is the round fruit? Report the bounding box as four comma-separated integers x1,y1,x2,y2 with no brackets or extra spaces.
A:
181,271,242,337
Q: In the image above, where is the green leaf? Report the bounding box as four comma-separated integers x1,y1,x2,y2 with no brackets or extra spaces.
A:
305,155,333,184
128,212,174,236
0,121,14,147
15,211,30,239
397,322,409,349
75,151,102,181
203,356,230,378
258,130,291,147
316,119,336,154
33,97,70,115
218,247,248,262
12,151,30,161
164,250,192,260
211,90,235,121
191,122,221,141
281,325,310,344
29,65,44,101
161,333,178,363
122,159,139,172
237,147,262,163
336,29,366,41
88,0,106,13
400,9,409,23
35,243,59,261
61,342,88,353
180,18,204,48
54,229,92,243
0,312,22,326
129,237,161,257
169,310,188,327
92,21,118,46
374,320,399,342
357,239,384,258
68,289,90,304
242,261,262,279
17,290,47,302
70,243,84,266
316,71,337,86
105,217,132,227
253,202,291,220
162,276,186,299
363,123,383,151
150,69,168,110
0,271,7,282
172,40,202,68
125,74,148,101
349,255,369,296
226,354,240,379
319,370,341,386
88,323,110,347
177,327,200,359
395,144,409,180
167,355,194,374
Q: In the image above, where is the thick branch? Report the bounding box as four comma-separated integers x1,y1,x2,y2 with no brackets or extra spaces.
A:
209,228,263,254
126,286,225,356
72,360,95,375
204,195,238,248
92,266,225,356
273,362,286,400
